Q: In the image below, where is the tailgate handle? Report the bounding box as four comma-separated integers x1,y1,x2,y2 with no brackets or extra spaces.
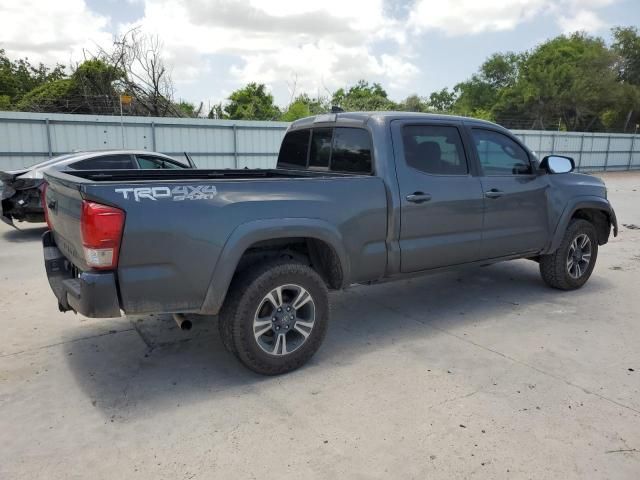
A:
406,192,432,203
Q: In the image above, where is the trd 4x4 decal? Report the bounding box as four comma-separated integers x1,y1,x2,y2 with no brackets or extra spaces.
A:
115,185,217,202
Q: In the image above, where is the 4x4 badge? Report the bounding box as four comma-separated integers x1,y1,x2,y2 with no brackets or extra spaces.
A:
115,185,217,202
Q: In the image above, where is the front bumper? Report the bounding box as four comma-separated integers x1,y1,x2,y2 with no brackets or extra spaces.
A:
43,231,122,318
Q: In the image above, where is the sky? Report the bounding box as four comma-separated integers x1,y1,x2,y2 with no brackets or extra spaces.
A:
1,0,640,110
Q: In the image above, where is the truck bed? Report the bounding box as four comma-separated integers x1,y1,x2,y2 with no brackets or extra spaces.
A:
42,166,388,316
62,168,364,183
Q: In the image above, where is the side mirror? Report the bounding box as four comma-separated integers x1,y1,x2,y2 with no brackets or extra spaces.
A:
540,155,574,174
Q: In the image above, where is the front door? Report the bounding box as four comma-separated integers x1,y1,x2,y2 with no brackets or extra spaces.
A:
392,121,485,273
470,127,549,259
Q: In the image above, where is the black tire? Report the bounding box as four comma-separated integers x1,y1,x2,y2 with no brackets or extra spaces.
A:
539,219,599,290
218,260,329,375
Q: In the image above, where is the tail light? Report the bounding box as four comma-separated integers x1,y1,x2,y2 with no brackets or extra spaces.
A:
80,200,125,270
41,182,52,230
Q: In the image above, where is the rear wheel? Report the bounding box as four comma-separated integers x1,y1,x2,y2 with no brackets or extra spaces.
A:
539,219,598,290
218,260,329,375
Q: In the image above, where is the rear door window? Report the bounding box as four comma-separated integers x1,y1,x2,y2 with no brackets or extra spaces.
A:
330,128,372,173
70,154,136,170
277,130,310,168
401,125,468,175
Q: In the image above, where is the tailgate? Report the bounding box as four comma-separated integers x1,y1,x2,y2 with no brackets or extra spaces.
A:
44,175,88,270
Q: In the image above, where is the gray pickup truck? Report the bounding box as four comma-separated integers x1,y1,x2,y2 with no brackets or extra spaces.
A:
42,112,618,375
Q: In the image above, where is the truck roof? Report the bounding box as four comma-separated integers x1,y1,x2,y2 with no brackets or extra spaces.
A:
289,111,502,131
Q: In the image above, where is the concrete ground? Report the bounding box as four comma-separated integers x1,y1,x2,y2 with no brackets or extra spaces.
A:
1,172,639,479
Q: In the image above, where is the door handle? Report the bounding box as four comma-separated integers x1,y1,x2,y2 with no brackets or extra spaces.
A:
484,189,504,199
406,192,432,203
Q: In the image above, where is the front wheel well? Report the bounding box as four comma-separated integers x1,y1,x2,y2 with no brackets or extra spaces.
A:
571,208,611,245
235,237,344,289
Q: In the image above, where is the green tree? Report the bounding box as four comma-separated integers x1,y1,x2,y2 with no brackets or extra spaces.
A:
224,83,280,120
17,59,124,114
0,49,66,108
16,79,75,112
331,80,397,111
612,26,640,85
515,33,619,130
280,94,328,121
452,75,497,118
610,26,640,131
398,94,428,112
480,52,523,89
175,100,203,117
450,53,523,120
208,102,225,119
426,88,456,112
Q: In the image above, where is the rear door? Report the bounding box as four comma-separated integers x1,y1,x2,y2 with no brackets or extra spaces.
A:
391,120,485,272
469,127,549,258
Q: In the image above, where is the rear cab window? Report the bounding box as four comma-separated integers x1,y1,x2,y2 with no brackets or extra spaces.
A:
277,127,373,174
309,128,333,170
277,130,310,169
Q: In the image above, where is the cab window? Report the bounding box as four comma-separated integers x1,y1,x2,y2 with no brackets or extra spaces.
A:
472,129,532,175
330,128,372,173
278,127,372,174
401,125,468,175
309,128,333,170
277,130,310,168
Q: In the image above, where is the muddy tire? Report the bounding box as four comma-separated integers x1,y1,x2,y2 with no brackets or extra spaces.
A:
218,260,329,375
539,219,598,290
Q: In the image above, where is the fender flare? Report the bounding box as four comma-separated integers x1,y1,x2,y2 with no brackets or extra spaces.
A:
199,218,350,314
544,196,618,254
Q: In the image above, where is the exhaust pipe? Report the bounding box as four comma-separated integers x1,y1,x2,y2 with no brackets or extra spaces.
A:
173,313,192,331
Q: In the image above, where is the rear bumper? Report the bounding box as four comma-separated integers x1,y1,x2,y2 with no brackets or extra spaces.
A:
43,231,121,318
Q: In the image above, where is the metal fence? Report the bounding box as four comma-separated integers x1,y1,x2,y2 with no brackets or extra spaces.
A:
0,111,289,170
1,111,639,171
513,130,640,171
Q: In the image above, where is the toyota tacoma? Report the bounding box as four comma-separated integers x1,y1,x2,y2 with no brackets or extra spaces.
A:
41,112,618,375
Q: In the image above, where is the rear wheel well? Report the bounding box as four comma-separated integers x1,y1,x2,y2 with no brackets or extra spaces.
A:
571,208,611,245
235,237,344,289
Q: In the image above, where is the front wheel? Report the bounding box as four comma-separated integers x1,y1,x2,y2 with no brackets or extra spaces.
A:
218,260,329,375
539,219,598,290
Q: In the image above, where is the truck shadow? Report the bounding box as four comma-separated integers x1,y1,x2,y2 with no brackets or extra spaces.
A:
64,259,611,421
1,225,47,242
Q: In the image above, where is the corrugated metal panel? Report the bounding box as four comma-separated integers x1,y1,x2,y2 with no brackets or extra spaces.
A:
513,130,640,171
193,155,236,169
2,111,639,171
0,111,288,170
